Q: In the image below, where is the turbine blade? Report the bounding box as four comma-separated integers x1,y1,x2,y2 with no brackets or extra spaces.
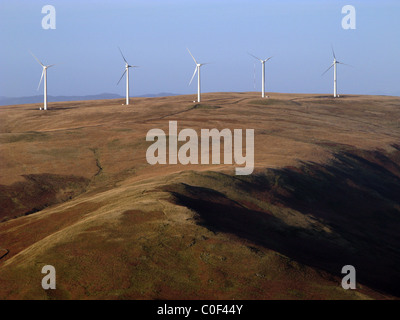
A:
117,69,127,85
187,48,198,64
321,63,334,76
189,67,198,86
338,62,354,68
37,69,44,91
47,64,55,68
30,51,44,67
118,47,128,64
331,45,336,59
248,52,262,62
264,56,273,62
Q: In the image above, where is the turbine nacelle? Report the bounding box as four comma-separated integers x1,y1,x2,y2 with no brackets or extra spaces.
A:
117,48,136,85
248,53,272,64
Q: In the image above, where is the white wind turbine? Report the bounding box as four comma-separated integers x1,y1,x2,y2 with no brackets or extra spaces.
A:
187,48,208,103
30,51,55,110
249,53,272,98
117,47,138,105
322,47,351,98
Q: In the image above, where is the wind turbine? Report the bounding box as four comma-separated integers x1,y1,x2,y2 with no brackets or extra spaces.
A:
117,47,138,105
30,51,55,110
249,53,272,98
187,48,207,103
322,47,351,98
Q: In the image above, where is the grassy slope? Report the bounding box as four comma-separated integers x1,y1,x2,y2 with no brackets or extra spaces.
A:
0,92,399,299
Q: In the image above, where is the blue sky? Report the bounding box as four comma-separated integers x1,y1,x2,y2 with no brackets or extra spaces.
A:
0,0,399,97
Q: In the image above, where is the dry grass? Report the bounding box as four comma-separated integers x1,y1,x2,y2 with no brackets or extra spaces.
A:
0,92,399,299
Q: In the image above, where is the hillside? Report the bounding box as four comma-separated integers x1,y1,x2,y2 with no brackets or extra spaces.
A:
0,92,399,299
0,93,178,106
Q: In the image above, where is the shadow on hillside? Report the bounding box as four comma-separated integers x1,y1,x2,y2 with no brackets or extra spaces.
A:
0,174,90,222
163,145,400,297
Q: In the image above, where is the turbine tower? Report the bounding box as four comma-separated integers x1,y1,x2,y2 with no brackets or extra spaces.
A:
30,52,54,110
117,47,138,105
187,48,207,103
249,53,272,98
322,47,350,98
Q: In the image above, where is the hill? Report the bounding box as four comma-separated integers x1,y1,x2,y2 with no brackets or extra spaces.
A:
0,92,399,299
0,92,178,106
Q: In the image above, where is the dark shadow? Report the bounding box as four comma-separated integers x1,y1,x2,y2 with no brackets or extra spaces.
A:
0,174,90,222
0,249,9,260
312,95,361,99
162,145,400,296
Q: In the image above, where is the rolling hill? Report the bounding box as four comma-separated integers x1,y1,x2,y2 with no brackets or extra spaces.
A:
0,93,178,106
0,92,399,299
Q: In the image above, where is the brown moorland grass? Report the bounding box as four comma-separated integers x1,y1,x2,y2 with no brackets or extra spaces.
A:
0,92,399,299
